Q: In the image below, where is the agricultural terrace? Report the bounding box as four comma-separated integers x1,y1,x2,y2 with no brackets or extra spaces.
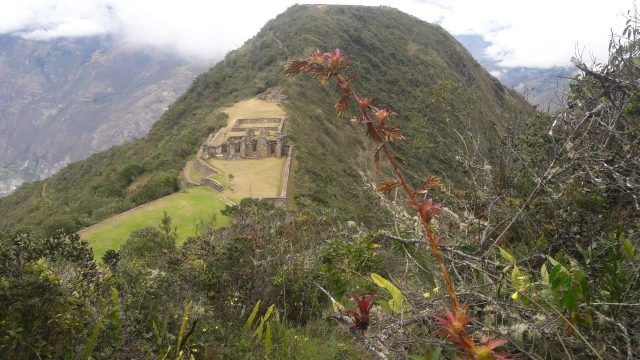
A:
212,98,286,145
207,157,287,202
80,186,231,259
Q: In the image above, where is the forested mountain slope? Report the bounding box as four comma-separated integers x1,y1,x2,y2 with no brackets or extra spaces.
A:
0,5,533,234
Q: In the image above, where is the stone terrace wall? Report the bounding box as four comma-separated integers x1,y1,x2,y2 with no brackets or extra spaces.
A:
256,86,288,103
195,158,220,177
187,158,225,192
279,145,293,197
236,118,283,125
230,126,279,132
202,177,225,192
277,118,285,133
234,117,286,134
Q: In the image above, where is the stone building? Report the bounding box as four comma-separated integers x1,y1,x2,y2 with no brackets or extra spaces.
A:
201,117,290,160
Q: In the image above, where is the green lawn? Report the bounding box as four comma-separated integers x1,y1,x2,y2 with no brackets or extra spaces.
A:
80,186,231,259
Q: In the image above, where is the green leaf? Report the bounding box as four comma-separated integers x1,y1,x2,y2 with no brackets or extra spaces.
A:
253,304,276,341
152,319,163,346
262,304,275,323
265,322,272,355
244,301,261,333
254,319,264,341
371,273,407,313
159,346,172,360
541,264,549,285
621,236,635,258
561,290,577,311
176,300,193,352
108,288,121,342
375,299,393,314
511,265,528,288
83,315,104,360
429,347,442,360
498,246,515,263
547,256,561,267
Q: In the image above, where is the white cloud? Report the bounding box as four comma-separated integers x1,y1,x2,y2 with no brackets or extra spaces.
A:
401,0,633,68
0,1,115,38
0,0,634,67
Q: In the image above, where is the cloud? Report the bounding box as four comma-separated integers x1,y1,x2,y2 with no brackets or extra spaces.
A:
402,0,633,68
0,0,634,67
0,1,116,38
0,0,294,61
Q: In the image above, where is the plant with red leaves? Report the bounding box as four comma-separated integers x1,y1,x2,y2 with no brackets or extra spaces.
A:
434,307,510,359
344,294,374,331
286,49,509,359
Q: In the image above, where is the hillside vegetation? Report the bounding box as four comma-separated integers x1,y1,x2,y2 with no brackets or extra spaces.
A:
0,4,532,235
12,5,627,360
79,186,230,259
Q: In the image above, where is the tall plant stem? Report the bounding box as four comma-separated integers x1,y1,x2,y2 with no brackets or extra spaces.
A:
347,84,461,312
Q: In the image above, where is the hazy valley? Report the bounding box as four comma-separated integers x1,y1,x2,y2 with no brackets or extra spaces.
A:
0,35,204,195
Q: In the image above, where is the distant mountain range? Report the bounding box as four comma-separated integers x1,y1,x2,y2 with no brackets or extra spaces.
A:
456,34,576,112
0,35,204,196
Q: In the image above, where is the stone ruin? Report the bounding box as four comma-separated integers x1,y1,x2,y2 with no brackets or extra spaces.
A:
201,117,290,160
256,86,288,103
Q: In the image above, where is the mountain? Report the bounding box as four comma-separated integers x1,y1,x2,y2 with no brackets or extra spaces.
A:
457,34,576,111
0,4,534,235
0,35,204,196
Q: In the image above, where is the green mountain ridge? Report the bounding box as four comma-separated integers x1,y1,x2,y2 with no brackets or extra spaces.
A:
0,4,533,234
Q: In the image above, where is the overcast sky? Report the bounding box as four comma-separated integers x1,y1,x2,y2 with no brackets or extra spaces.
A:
0,0,634,68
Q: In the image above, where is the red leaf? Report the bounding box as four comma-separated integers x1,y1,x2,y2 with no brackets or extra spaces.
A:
357,97,372,109
335,97,349,117
367,122,383,142
377,181,403,193
417,176,442,194
384,126,405,142
345,294,374,331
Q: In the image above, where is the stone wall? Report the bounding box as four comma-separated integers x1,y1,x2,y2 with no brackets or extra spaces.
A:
195,158,219,177
189,158,225,192
183,179,201,188
234,117,285,133
230,126,279,132
256,86,288,103
203,117,287,161
202,177,225,192
236,118,283,125
279,145,293,197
